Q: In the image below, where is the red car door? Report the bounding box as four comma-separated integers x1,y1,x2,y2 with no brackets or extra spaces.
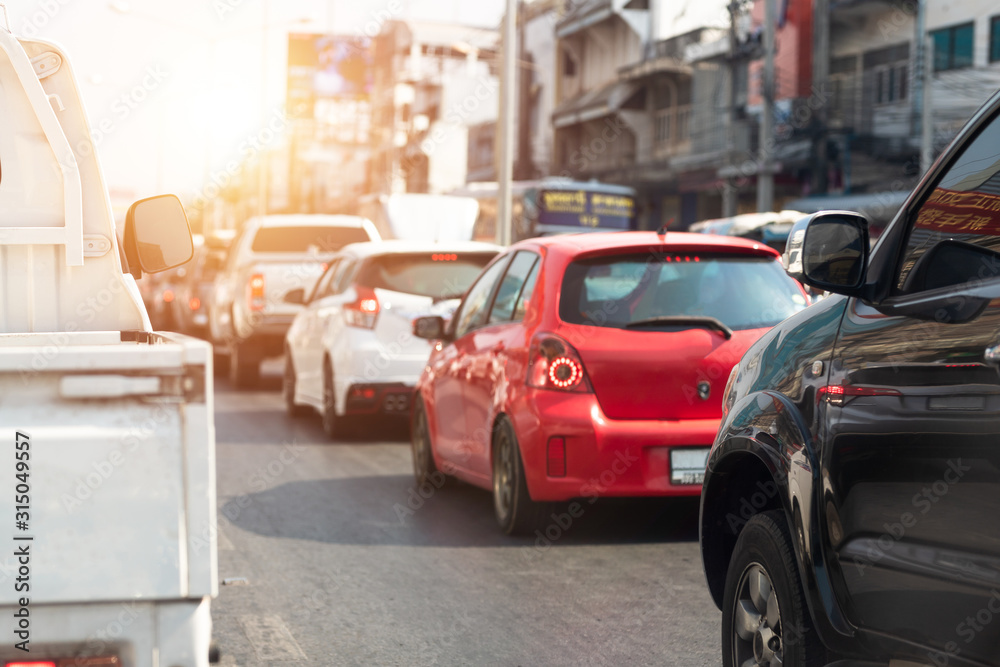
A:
428,255,512,475
461,251,541,479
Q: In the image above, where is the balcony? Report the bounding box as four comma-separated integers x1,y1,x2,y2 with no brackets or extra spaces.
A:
653,105,691,159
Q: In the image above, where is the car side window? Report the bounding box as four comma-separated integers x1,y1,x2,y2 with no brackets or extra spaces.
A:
332,259,358,294
453,255,512,339
488,251,540,324
896,111,1000,294
309,259,340,303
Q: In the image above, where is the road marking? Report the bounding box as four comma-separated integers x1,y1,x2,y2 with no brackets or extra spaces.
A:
239,615,308,662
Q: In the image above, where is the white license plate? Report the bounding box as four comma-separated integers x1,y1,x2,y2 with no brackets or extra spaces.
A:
671,448,710,485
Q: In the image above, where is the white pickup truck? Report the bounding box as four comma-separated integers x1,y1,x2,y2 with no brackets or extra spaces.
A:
0,24,217,667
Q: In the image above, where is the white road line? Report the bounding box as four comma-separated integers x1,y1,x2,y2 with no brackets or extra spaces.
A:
238,615,308,662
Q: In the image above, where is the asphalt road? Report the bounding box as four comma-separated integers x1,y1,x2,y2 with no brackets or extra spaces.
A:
211,359,722,667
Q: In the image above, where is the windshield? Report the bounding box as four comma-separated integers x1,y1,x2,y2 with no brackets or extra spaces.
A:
356,252,497,299
251,226,370,253
560,253,808,331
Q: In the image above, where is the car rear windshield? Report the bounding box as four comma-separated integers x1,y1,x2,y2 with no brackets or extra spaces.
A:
356,252,497,299
560,252,808,331
251,226,370,253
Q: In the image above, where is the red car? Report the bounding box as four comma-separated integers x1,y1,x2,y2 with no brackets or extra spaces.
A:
411,231,809,534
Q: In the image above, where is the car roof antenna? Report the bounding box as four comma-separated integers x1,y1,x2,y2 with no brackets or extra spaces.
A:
656,218,675,237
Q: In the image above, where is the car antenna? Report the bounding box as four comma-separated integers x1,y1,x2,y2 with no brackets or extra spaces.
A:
656,218,675,237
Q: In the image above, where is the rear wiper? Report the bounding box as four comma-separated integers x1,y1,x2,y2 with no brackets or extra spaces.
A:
623,316,733,339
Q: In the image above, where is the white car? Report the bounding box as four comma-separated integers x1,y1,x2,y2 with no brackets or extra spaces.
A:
283,240,500,437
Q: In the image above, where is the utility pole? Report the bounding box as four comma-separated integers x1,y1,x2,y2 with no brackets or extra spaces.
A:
757,0,775,212
497,0,517,246
912,0,926,146
812,0,829,195
921,36,935,173
722,1,739,218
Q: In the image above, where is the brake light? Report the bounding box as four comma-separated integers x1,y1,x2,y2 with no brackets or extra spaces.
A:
432,253,458,261
344,285,380,329
248,273,266,311
162,289,174,303
189,297,201,311
818,385,901,406
6,663,57,667
527,334,592,393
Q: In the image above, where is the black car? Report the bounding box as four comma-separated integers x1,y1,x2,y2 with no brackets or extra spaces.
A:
700,93,1000,666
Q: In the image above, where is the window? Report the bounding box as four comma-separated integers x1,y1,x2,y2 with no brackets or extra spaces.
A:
308,259,341,302
931,23,974,72
331,259,358,295
453,256,512,338
991,16,1000,63
355,252,497,299
874,63,908,104
487,252,540,324
896,110,1000,293
559,254,807,332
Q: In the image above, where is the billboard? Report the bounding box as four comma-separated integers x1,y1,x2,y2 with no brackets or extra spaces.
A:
287,33,373,120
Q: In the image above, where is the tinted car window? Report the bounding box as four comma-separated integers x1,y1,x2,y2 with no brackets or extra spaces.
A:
560,253,807,331
250,226,370,253
896,112,1000,292
488,251,540,324
356,252,497,299
454,256,511,338
309,259,341,302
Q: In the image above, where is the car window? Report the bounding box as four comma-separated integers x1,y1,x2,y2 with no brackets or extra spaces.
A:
309,259,341,303
355,252,497,299
895,111,1000,293
559,253,808,331
332,259,358,295
488,251,540,324
250,226,370,253
513,261,540,321
453,255,512,338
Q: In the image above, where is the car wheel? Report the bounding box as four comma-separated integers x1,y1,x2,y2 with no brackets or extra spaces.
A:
492,417,545,536
322,360,354,440
283,353,310,418
229,341,259,389
722,510,826,667
411,396,446,487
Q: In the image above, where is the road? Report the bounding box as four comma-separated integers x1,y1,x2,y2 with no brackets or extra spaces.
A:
211,360,722,666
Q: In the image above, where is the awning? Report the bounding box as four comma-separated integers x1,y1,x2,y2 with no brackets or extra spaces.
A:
552,80,638,129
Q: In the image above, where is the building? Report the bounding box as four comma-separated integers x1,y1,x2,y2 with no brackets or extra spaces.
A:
369,20,499,197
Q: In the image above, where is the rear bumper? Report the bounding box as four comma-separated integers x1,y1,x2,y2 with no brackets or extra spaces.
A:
334,328,431,412
342,381,414,416
510,389,719,501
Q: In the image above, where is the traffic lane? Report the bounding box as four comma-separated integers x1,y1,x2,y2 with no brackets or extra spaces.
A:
211,365,721,666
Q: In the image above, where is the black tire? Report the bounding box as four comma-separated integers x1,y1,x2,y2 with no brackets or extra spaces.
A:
491,417,546,536
722,510,826,667
229,341,259,389
411,396,447,487
322,360,354,440
283,353,310,418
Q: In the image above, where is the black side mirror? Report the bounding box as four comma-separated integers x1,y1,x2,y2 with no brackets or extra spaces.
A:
413,315,447,341
784,211,869,296
123,195,194,279
283,288,306,305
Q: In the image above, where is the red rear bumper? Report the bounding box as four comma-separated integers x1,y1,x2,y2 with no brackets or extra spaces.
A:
509,389,718,501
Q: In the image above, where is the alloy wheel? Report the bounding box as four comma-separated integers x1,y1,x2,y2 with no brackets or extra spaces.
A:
732,563,784,667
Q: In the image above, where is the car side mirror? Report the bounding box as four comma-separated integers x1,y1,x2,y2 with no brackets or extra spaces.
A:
283,288,306,305
413,315,447,341
123,195,194,279
784,211,869,297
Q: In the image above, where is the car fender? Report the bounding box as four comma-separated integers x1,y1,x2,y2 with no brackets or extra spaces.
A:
703,386,855,645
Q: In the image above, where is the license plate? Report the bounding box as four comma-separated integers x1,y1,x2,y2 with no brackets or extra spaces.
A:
671,447,710,485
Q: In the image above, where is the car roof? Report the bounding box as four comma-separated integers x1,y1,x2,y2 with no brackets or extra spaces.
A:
337,240,502,258
245,214,374,229
513,231,781,258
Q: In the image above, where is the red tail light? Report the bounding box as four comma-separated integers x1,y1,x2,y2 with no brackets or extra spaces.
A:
344,285,380,329
547,436,567,477
818,385,901,406
527,334,592,393
162,289,174,303
188,297,201,311
248,273,266,311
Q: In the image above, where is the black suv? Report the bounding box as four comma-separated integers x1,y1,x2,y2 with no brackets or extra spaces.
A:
700,94,1000,666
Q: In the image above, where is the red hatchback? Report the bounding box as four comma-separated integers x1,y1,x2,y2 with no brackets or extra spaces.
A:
411,231,808,534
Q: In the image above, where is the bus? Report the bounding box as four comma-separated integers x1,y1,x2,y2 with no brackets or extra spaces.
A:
451,179,638,243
